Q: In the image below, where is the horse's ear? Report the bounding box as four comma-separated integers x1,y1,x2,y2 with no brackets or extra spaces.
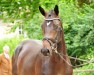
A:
39,6,46,16
54,5,59,15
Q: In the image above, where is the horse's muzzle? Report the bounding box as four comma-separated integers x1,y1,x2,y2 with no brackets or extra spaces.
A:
41,48,50,56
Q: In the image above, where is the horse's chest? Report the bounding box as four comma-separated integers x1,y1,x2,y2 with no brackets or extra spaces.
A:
42,58,50,75
41,59,63,75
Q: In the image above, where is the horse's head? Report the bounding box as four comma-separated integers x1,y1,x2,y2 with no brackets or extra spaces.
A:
39,5,63,56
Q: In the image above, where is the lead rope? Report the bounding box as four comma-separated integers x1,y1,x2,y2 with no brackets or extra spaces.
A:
53,49,94,68
44,37,94,68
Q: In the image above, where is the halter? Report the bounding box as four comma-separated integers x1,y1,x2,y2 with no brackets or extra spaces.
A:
43,38,58,53
42,18,62,53
45,18,60,21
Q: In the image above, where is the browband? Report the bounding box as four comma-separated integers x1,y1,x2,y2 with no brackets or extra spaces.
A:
45,18,60,21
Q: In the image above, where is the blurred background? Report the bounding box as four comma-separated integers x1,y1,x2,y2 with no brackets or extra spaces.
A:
0,0,94,74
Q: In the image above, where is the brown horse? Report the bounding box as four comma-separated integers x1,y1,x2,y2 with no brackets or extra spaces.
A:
12,5,73,75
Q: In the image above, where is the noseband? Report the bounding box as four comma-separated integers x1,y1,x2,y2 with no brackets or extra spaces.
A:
43,18,62,53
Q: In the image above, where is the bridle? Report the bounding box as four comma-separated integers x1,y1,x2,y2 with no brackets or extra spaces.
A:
42,18,62,53
42,18,74,67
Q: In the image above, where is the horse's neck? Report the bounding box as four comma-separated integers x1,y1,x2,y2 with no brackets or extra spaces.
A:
48,30,67,75
51,31,67,63
57,31,66,55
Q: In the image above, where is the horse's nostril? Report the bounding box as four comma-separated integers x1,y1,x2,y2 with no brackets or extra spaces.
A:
41,48,50,56
47,49,50,53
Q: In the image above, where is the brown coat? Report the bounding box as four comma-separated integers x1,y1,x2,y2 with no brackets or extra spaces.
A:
0,53,12,75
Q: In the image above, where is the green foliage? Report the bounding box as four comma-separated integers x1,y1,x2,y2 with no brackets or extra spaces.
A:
23,13,43,39
74,64,94,75
0,37,24,57
64,4,94,57
0,0,40,20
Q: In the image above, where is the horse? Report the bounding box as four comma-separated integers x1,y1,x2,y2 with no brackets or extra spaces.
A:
12,5,73,75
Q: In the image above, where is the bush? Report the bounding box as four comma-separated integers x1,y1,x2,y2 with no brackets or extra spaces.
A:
0,36,24,57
